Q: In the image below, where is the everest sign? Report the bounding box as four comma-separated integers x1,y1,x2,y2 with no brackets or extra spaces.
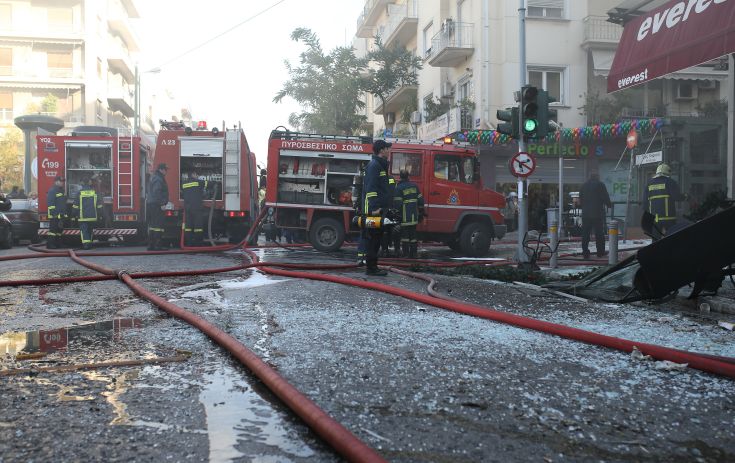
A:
608,0,735,92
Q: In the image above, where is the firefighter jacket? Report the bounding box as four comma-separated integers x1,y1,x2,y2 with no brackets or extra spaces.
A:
182,178,208,207
46,185,67,219
643,175,682,224
73,188,102,222
147,170,169,206
394,179,424,226
362,155,390,215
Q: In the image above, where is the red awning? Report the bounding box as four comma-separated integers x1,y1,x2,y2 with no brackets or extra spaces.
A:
608,0,735,92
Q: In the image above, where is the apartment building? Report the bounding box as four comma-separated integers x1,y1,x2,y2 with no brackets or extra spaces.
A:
354,0,730,225
0,0,145,133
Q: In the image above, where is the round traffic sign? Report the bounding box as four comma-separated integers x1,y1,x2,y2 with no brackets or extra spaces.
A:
626,129,638,149
509,152,536,178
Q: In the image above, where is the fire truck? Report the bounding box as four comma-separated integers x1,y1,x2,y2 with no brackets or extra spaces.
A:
152,121,259,243
265,130,507,256
37,126,154,242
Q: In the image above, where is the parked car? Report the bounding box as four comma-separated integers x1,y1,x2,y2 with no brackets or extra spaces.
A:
6,198,40,244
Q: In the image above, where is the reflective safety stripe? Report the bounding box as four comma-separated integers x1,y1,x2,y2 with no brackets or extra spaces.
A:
55,192,64,197
193,228,203,232
148,227,165,232
648,183,666,191
182,182,198,189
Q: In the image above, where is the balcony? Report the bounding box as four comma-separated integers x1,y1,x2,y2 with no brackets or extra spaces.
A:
582,16,622,50
374,68,418,115
107,38,135,82
427,21,474,67
383,0,418,47
356,0,392,38
107,89,134,117
108,18,140,52
0,23,83,43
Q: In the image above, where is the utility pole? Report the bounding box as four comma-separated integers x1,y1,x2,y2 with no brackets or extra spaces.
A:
516,0,529,263
133,64,139,136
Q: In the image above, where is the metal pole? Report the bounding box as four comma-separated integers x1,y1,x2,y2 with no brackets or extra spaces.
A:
516,0,529,263
22,129,31,194
558,155,563,239
549,219,558,268
608,219,619,265
623,146,634,242
133,64,139,136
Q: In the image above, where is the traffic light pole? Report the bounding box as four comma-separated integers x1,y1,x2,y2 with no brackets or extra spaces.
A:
516,0,529,264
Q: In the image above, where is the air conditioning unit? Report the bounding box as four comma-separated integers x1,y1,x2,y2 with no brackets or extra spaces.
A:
698,80,716,90
410,111,422,124
385,112,396,124
675,81,697,100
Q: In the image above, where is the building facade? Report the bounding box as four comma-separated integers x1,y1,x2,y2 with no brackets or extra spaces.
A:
0,0,143,133
353,0,730,228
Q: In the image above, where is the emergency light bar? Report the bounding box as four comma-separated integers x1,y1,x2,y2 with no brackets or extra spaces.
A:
196,121,208,130
164,210,179,217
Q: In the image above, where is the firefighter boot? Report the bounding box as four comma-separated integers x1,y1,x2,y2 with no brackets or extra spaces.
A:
47,235,57,249
402,243,410,258
409,243,418,259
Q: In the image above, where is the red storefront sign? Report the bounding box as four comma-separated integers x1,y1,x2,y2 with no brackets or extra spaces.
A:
608,0,735,92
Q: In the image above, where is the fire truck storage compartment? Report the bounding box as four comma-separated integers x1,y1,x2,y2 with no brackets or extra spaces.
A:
277,154,360,206
64,141,113,202
179,137,223,200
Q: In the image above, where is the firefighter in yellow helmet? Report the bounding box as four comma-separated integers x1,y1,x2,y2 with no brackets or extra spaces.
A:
642,163,685,235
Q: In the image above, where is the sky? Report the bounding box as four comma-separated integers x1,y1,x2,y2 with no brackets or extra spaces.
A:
135,0,365,167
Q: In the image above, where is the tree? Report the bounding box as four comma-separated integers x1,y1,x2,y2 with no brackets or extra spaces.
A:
0,128,24,191
578,91,631,124
274,28,366,135
363,35,423,129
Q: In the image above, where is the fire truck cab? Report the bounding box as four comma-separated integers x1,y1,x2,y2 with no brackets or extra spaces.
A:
37,126,153,241
265,130,506,256
153,121,258,243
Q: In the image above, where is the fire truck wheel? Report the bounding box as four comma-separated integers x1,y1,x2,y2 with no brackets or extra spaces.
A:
309,217,345,252
458,222,491,257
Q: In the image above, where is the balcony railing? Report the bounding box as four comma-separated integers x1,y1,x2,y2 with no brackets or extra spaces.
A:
383,0,418,46
582,16,622,47
0,65,11,76
48,67,74,78
428,21,474,67
356,0,392,38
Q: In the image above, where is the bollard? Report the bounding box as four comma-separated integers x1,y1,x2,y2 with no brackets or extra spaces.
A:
608,220,619,265
549,220,558,269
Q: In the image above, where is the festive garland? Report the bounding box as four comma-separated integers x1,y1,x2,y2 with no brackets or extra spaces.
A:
454,118,665,146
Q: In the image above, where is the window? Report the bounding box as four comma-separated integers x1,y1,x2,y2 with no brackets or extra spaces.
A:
527,0,564,18
0,4,11,29
423,22,433,58
96,99,102,120
391,152,422,177
0,91,12,120
48,7,73,31
48,51,72,77
0,47,10,75
434,155,471,184
528,68,564,104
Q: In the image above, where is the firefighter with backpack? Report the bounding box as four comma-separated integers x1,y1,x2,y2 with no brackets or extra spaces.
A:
73,176,103,250
394,169,425,258
181,169,209,246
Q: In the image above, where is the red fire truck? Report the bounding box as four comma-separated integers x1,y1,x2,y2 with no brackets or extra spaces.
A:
265,130,506,256
37,126,154,242
152,121,259,243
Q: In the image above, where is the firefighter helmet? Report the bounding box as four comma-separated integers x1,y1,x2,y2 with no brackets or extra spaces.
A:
655,163,671,176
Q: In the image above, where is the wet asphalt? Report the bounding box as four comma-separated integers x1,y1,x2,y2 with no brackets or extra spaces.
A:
1,240,734,462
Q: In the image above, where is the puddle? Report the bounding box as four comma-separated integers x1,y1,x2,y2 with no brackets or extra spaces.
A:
0,317,146,355
200,364,315,462
172,274,287,309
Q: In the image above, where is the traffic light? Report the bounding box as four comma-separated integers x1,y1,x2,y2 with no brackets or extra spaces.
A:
496,107,519,139
520,85,539,138
536,90,558,139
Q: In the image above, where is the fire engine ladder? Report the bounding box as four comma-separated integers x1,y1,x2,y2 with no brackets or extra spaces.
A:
116,129,134,209
224,128,240,210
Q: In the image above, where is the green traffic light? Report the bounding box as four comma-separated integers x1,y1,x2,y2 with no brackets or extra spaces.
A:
524,118,537,133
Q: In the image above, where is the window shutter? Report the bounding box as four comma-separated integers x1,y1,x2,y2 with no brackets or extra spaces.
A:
528,0,564,8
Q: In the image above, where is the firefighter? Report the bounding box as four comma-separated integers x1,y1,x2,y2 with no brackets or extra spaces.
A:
642,163,685,235
381,175,399,257
182,169,208,246
363,140,392,276
395,169,425,258
73,176,103,250
146,163,169,251
46,176,67,249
